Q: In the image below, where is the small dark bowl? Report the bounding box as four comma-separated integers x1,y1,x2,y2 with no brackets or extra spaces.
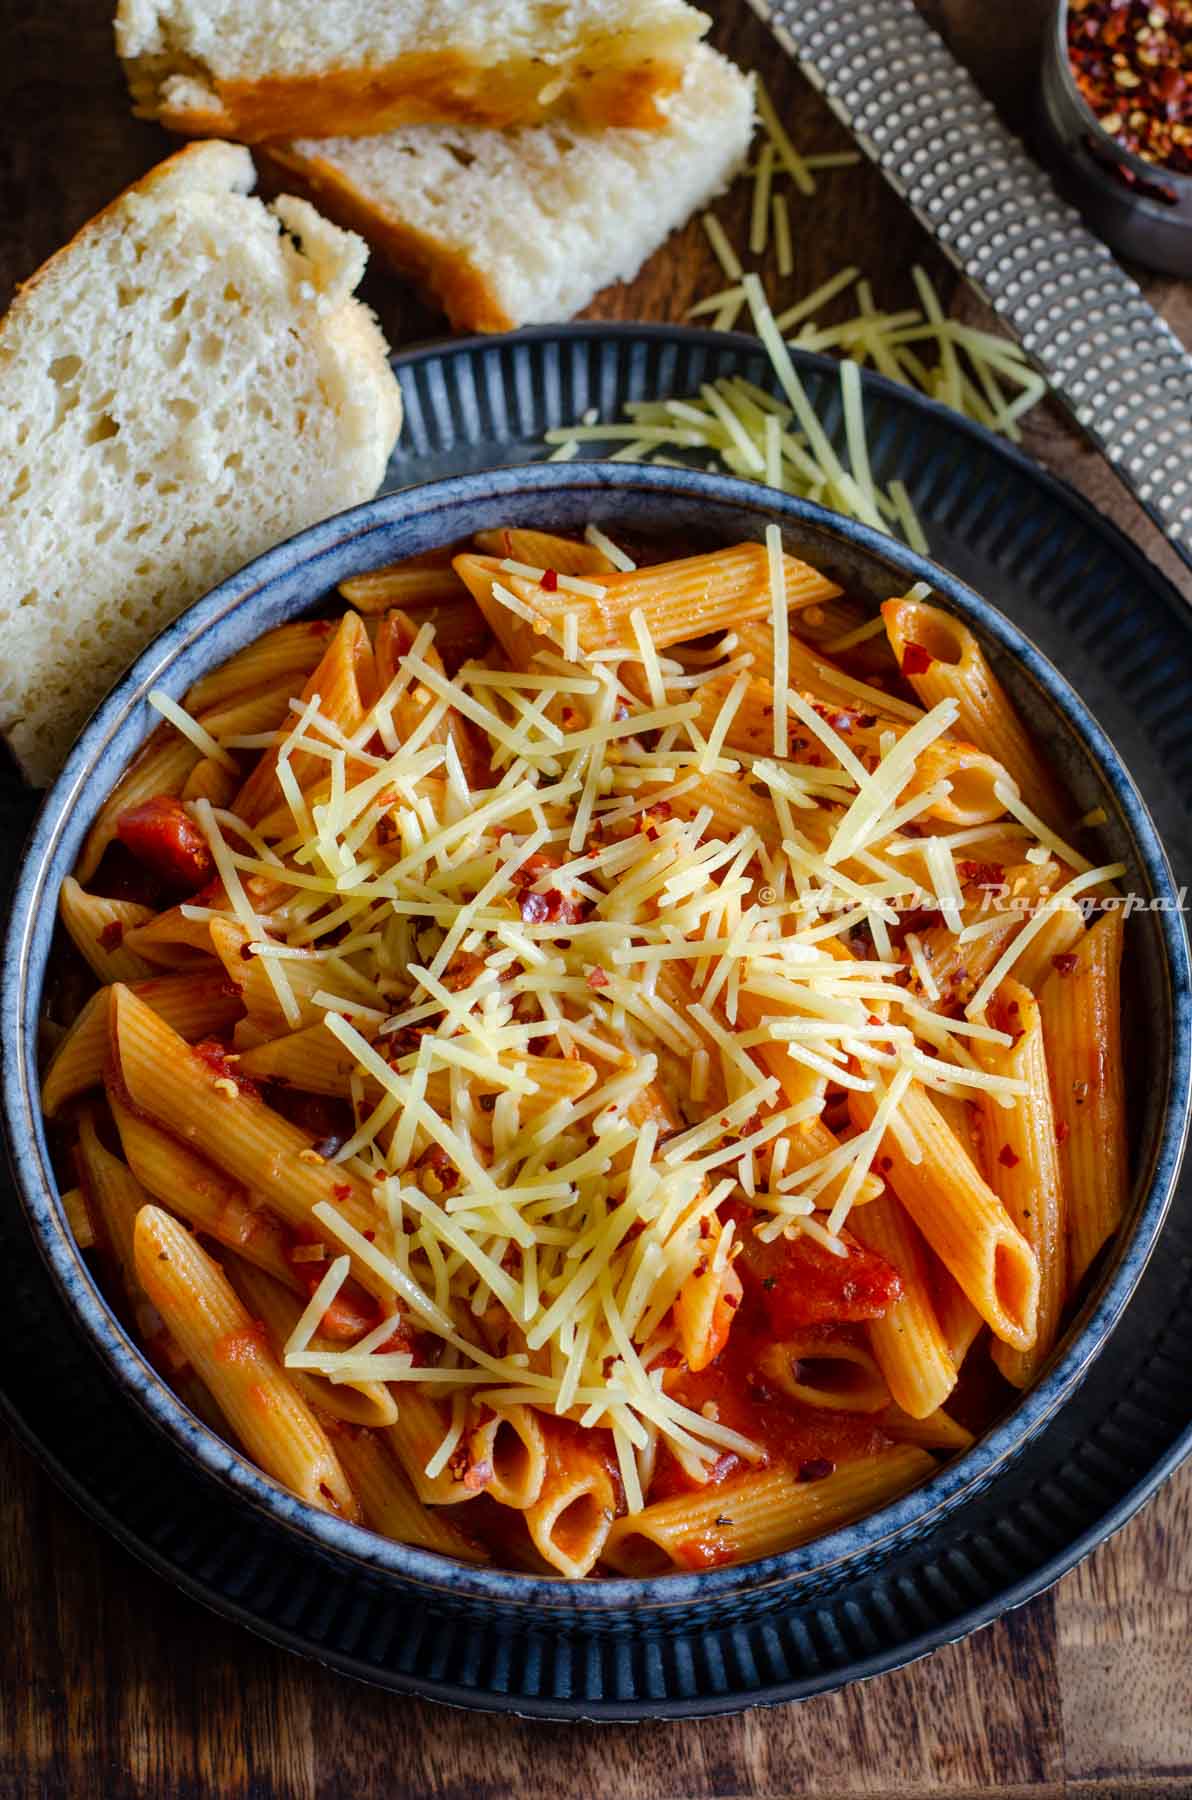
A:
1037,0,1192,275
3,462,1189,1629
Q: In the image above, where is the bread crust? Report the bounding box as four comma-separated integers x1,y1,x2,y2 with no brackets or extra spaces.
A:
2,141,253,322
261,143,517,333
135,47,689,140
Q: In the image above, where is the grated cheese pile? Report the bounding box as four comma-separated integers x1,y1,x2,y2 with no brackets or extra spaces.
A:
544,81,1048,554
169,530,1118,1509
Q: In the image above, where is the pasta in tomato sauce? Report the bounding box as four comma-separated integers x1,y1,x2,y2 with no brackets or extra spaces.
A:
41,521,1129,1577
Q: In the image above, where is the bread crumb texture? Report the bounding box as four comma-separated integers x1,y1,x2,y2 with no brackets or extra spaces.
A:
0,140,401,785
270,43,756,330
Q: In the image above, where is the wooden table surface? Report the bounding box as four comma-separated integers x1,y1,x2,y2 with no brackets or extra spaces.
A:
3,2,1191,1795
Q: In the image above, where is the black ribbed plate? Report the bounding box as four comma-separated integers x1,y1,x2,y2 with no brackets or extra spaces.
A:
3,324,1191,1719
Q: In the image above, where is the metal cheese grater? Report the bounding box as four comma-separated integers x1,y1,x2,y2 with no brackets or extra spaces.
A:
746,0,1192,571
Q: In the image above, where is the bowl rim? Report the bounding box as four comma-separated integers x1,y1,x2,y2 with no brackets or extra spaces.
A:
4,459,1190,1613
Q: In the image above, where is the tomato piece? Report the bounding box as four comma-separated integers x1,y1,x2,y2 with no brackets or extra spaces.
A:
735,1221,902,1332
116,794,213,892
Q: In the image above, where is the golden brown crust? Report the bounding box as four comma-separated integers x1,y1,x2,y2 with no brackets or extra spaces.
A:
261,144,516,333
146,47,688,141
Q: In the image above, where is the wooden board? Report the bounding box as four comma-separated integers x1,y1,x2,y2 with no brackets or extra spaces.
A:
1,1,1190,1794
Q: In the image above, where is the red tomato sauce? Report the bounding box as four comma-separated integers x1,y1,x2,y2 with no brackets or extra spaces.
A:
116,795,214,892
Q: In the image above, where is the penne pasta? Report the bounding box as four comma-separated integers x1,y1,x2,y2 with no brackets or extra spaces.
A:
42,528,1131,1577
882,598,1066,824
850,1192,957,1418
755,1329,891,1413
976,979,1068,1387
108,1090,303,1293
454,542,841,663
849,1081,1040,1353
222,1256,398,1428
133,1205,359,1519
1038,908,1128,1287
73,726,200,885
43,973,244,1116
525,1423,618,1579
330,1425,489,1560
603,1446,935,1575
58,879,157,983
466,1405,548,1510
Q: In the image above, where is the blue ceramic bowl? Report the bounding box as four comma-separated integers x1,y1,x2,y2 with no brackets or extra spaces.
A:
4,462,1189,1628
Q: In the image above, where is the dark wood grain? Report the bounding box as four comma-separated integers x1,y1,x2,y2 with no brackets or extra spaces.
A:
2,1,1191,1795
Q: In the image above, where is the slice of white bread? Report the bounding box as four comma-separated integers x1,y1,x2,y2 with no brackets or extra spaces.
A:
0,140,402,786
115,0,711,139
263,44,755,334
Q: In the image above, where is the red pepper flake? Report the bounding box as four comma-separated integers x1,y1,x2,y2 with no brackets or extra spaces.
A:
900,642,935,678
797,1458,836,1483
957,860,1005,888
332,1183,353,1204
1051,952,1080,976
540,568,559,592
1067,0,1192,176
998,1144,1021,1169
98,920,125,950
878,1155,893,1174
586,966,610,989
1056,1119,1072,1144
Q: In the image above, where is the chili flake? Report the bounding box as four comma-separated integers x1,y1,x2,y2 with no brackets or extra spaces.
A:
1068,0,1192,174
900,642,935,678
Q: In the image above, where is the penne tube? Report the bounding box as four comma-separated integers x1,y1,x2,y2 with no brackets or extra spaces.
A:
133,1205,359,1519
928,1260,986,1370
1038,908,1127,1287
222,1256,397,1428
734,619,917,724
1012,897,1085,992
108,1090,303,1293
75,1111,230,1437
673,1217,743,1373
976,979,1068,1387
849,1191,957,1418
76,1107,149,1299
73,726,200,885
454,543,841,664
756,1330,891,1413
874,1403,975,1451
58,878,157,983
656,669,1009,828
882,598,1066,823
525,1424,618,1579
330,1425,488,1560
467,1405,547,1510
108,986,384,1289
908,860,1060,1010
207,917,366,1034
42,972,243,1116
234,612,376,824
234,1019,596,1120
849,1080,1039,1352
181,755,240,807
338,564,469,612
471,528,616,576
385,1390,480,1505
198,680,306,744
667,770,781,847
604,1446,935,1575
184,619,339,714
